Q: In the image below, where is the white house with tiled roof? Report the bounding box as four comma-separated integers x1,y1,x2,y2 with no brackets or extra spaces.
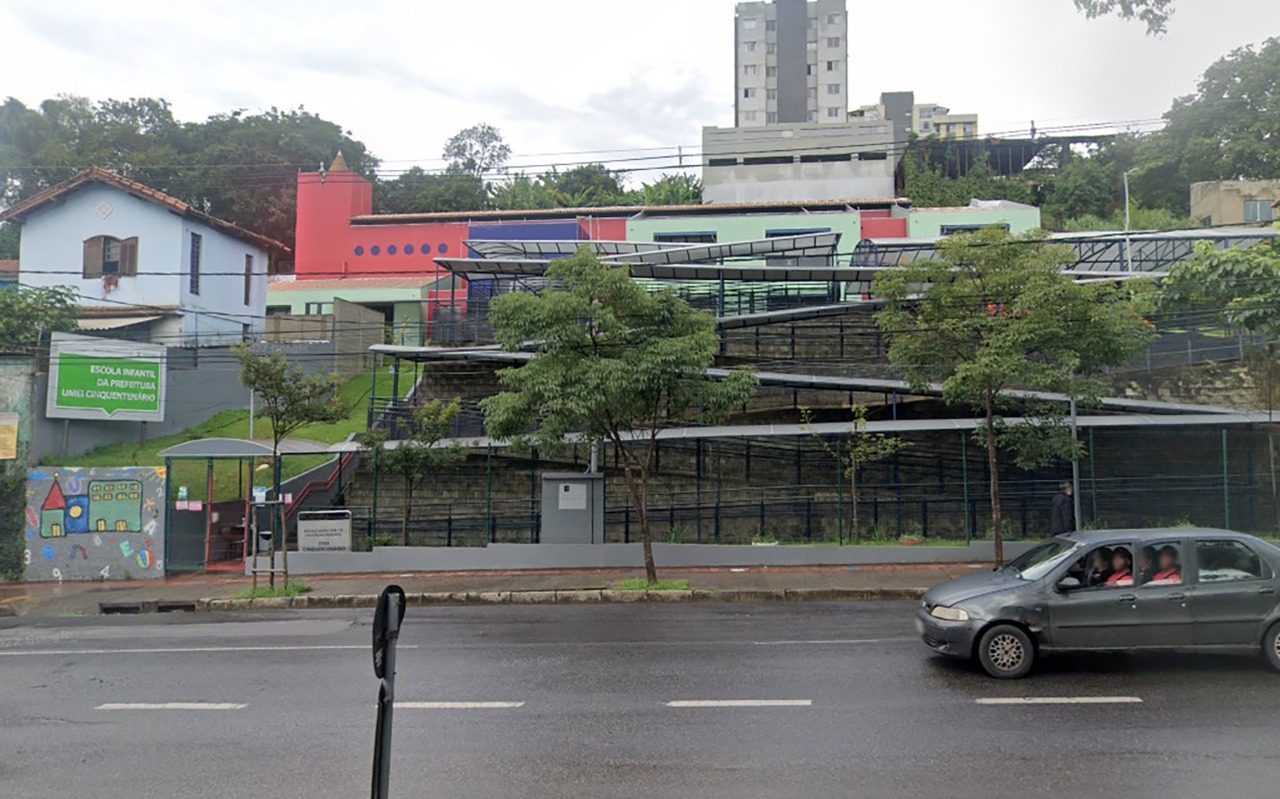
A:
0,168,290,346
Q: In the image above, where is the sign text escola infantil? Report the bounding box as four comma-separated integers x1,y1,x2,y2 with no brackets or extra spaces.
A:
46,333,167,423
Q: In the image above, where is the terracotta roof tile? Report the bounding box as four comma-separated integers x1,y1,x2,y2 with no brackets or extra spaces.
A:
0,260,18,275
0,168,290,255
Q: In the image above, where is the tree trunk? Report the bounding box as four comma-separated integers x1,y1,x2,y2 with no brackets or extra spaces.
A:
984,394,1004,566
401,481,412,546
619,448,659,585
850,456,860,543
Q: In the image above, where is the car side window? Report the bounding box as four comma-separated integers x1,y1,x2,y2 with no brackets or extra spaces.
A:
1195,540,1269,583
1066,544,1132,589
1139,541,1183,587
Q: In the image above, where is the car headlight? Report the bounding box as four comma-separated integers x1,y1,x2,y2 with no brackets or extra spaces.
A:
930,605,970,622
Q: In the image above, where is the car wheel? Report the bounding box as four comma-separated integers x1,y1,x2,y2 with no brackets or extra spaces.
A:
1264,622,1280,673
977,624,1035,679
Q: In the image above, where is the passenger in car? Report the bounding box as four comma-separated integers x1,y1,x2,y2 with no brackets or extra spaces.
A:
1084,547,1113,587
1139,545,1160,584
1106,548,1134,586
1147,545,1182,585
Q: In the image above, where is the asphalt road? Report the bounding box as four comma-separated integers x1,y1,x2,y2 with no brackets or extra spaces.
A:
2,603,1278,799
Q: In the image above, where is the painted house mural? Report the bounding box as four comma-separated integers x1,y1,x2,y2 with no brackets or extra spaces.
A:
26,466,164,581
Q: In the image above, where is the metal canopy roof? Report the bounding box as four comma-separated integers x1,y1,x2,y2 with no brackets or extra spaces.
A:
157,437,333,459
329,411,1275,453
465,240,680,259
599,232,841,265
366,345,1233,416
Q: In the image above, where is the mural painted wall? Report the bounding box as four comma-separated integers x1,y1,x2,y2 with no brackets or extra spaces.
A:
24,466,165,582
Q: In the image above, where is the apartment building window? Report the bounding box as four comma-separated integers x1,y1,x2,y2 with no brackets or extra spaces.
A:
82,235,138,278
827,36,842,47
766,19,776,31
963,123,976,137
806,41,817,52
808,111,818,122
743,110,758,122
766,65,777,77
767,42,776,54
808,87,818,99
1245,200,1276,223
808,17,817,29
827,107,842,118
826,60,839,71
742,17,758,29
767,112,778,124
744,41,757,52
189,232,202,295
806,64,816,75
743,64,758,76
767,88,777,101
743,87,757,99
827,12,841,24
243,254,254,306
827,83,841,94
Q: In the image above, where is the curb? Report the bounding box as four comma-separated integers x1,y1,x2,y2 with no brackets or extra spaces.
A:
195,587,928,613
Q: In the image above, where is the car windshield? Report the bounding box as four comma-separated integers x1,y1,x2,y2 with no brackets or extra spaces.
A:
1000,538,1082,581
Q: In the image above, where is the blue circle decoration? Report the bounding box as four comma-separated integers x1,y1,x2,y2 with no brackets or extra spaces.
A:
387,245,398,256
371,245,381,256
42,545,56,561
354,245,365,256
421,244,432,255
438,243,449,254
404,244,415,255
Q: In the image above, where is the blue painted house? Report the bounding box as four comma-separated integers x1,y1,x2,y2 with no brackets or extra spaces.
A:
0,168,289,346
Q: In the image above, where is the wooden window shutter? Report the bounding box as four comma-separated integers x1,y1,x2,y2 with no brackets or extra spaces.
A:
83,236,104,278
120,237,139,276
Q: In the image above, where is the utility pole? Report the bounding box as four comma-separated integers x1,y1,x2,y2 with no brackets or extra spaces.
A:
1070,399,1083,529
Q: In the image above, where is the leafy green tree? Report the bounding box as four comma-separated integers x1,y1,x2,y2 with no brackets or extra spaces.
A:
640,173,702,206
1039,155,1118,225
0,462,26,579
1058,205,1200,233
481,250,758,583
903,155,1036,209
0,285,79,353
1073,0,1175,34
443,123,511,177
374,167,489,214
802,406,908,542
0,223,17,260
875,229,1155,563
0,97,377,252
360,399,466,545
541,164,631,207
1129,38,1280,214
490,173,559,210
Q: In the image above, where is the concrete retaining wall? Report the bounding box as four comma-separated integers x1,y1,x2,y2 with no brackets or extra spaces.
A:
251,540,1039,576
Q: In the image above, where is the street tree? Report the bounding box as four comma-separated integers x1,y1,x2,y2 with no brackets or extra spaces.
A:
360,399,466,545
1073,0,1175,34
0,285,79,353
639,173,702,206
374,166,489,214
443,123,511,177
875,229,1155,563
481,250,758,583
802,406,908,542
1159,238,1280,527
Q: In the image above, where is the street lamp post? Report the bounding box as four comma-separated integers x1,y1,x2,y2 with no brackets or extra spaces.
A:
1123,168,1139,272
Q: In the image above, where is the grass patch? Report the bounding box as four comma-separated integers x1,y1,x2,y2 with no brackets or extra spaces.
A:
234,582,313,600
615,578,692,591
59,372,375,502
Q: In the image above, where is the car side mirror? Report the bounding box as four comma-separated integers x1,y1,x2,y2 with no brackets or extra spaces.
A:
1056,577,1082,592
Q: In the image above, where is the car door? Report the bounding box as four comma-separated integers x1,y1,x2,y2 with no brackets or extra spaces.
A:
1131,539,1193,649
1191,538,1278,646
1047,542,1140,650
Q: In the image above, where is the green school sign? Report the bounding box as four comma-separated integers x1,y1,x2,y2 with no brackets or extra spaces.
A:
47,333,167,422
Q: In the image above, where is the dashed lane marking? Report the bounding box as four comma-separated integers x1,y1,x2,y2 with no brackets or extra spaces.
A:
975,696,1144,706
666,700,813,708
97,703,247,710
396,702,525,709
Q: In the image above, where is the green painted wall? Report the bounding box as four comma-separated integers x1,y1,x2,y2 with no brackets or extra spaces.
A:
267,286,426,314
907,207,1042,238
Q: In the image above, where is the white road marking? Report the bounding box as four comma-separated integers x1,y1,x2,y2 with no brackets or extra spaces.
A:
975,696,1144,706
752,638,909,646
396,701,525,709
0,644,420,657
97,702,247,711
666,700,813,708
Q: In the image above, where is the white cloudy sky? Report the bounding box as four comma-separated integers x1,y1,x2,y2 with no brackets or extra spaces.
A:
2,0,1277,176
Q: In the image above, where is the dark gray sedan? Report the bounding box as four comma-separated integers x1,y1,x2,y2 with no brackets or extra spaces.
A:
917,528,1280,678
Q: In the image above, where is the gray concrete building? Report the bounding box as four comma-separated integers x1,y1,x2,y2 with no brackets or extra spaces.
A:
701,120,897,204
1190,180,1280,227
735,0,848,128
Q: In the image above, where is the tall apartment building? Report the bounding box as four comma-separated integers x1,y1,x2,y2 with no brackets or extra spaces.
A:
735,0,848,128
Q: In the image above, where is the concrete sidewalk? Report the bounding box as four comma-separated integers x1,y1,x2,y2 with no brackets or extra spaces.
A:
0,563,984,620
